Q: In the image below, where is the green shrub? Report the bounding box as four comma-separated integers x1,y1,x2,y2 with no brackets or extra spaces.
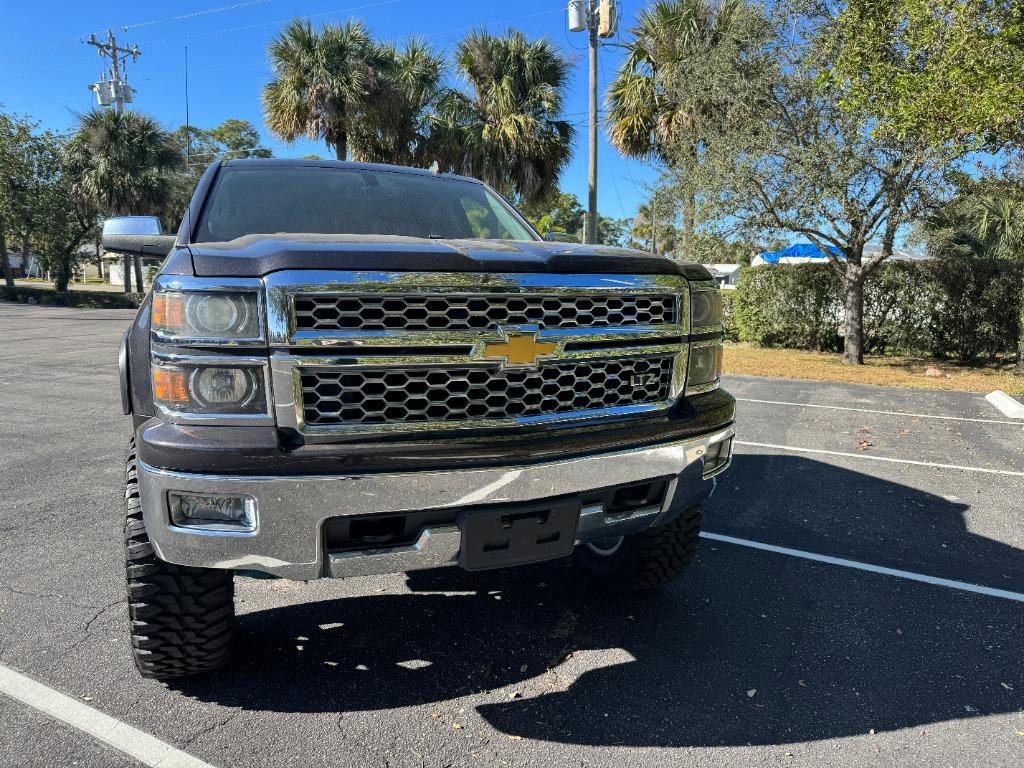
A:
862,260,934,354
923,257,1024,362
720,290,739,342
734,264,842,351
0,285,142,309
732,257,1024,362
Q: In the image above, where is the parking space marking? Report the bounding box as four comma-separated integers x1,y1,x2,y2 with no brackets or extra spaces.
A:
735,440,1024,477
700,532,1024,603
736,397,1024,426
0,664,217,768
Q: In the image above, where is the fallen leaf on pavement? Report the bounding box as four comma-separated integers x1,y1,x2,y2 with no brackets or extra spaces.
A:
746,689,757,698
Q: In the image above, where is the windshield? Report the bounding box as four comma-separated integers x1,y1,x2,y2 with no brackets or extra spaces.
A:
195,165,537,243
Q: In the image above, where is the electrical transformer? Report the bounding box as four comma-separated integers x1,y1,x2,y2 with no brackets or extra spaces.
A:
598,0,618,37
568,0,588,33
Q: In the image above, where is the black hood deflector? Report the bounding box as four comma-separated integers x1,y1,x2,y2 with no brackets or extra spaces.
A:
185,236,712,280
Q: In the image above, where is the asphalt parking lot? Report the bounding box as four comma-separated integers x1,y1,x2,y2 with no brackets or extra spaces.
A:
1,302,1022,768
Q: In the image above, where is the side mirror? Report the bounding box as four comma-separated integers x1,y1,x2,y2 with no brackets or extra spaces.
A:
102,216,177,258
544,231,578,244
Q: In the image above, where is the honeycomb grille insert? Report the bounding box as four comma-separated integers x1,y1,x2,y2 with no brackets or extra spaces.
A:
300,356,674,427
293,294,676,332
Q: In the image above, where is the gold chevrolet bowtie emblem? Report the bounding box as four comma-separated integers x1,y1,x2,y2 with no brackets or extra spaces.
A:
479,331,558,368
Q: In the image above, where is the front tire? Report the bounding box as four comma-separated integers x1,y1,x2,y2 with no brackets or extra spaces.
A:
124,440,234,680
574,505,702,592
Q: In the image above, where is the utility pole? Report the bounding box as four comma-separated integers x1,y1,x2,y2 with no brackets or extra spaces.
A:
86,30,141,113
85,29,141,294
586,14,598,245
651,194,657,255
569,0,618,244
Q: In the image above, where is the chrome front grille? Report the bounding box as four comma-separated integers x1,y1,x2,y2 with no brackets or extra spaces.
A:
300,356,674,427
266,271,690,439
293,293,676,331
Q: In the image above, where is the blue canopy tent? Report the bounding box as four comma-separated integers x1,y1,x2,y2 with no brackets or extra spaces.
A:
753,243,844,265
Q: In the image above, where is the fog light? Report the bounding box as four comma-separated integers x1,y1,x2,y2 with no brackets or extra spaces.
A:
703,437,733,478
169,492,257,532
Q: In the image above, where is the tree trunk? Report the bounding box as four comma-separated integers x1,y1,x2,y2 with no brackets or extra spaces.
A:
0,224,14,292
95,235,104,280
682,191,695,248
54,253,72,293
335,131,347,161
1017,286,1024,374
123,253,133,294
842,274,865,365
132,254,144,293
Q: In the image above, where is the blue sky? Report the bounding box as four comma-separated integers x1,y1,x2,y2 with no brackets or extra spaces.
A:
2,0,660,221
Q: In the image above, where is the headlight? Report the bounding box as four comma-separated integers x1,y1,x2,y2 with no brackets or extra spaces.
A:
153,364,267,416
686,343,723,394
153,291,262,342
690,288,722,330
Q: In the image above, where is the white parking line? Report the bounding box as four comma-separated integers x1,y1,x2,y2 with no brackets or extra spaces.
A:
985,390,1024,419
735,440,1024,477
0,664,217,768
736,397,1024,426
701,532,1024,603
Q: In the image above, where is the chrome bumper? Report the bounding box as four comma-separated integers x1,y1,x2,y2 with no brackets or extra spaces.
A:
137,428,733,580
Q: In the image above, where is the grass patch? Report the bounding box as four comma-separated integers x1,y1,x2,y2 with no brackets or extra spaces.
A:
724,344,1024,395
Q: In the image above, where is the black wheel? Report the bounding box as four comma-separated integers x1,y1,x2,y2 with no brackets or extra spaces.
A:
574,505,702,592
124,440,234,680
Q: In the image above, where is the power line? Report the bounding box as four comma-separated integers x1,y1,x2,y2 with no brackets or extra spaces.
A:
421,8,564,40
0,0,272,77
1,0,271,75
122,0,271,31
148,0,403,44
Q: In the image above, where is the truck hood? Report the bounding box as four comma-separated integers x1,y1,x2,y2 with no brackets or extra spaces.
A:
185,235,712,280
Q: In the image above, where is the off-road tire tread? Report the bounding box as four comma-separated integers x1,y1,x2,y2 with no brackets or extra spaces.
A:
576,506,702,592
125,439,234,680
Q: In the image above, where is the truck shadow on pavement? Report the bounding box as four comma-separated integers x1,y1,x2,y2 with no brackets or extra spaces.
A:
172,455,1023,747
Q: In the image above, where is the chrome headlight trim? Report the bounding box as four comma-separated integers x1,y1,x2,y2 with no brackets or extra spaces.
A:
151,275,266,346
150,349,275,426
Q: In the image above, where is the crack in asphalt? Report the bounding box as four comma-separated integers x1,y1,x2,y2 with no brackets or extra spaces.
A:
60,598,128,658
1,584,119,611
181,709,243,750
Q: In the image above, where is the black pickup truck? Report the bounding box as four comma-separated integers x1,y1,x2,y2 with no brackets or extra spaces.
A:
106,159,735,680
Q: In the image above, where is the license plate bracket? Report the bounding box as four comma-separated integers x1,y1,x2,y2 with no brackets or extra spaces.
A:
458,498,581,570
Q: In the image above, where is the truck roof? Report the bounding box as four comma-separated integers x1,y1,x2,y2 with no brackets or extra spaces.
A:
221,157,482,186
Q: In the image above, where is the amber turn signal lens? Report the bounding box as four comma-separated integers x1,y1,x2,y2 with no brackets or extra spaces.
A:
152,293,185,330
152,367,190,406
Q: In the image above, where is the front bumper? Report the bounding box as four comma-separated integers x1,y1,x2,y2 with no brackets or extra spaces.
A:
137,427,733,580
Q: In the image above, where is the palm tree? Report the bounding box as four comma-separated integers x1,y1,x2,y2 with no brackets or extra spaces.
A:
263,19,386,161
969,192,1024,259
606,0,741,241
65,109,181,293
428,30,574,205
964,190,1024,370
349,38,445,166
